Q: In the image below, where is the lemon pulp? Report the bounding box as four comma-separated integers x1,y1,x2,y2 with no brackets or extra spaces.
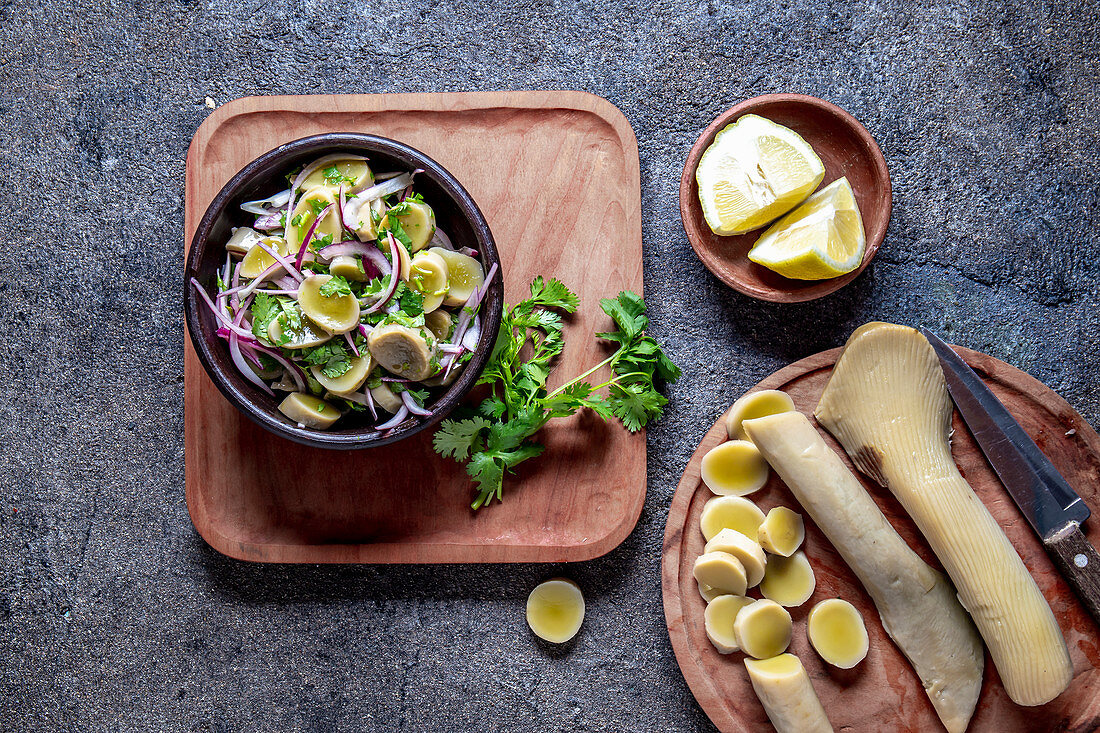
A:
526,578,584,643
696,114,825,236
748,176,866,280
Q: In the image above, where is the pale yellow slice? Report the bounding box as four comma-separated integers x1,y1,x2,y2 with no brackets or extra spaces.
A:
700,495,766,542
696,114,825,236
725,389,796,440
748,177,865,280
745,654,834,733
807,598,869,669
758,506,805,557
705,528,767,588
734,599,793,659
704,594,754,654
760,550,816,607
693,551,748,596
700,440,769,496
526,578,584,643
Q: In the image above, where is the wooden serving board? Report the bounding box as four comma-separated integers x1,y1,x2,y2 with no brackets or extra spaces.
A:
662,347,1100,732
184,91,644,563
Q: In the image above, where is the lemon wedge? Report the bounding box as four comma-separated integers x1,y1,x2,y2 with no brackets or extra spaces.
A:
696,115,825,236
747,177,866,280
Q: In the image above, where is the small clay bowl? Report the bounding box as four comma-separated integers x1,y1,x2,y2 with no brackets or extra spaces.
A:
184,133,503,450
680,94,891,303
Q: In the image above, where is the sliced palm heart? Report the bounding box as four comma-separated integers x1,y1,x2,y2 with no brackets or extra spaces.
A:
699,495,765,542
268,311,332,350
298,274,361,334
696,114,825,236
759,550,815,607
285,186,341,249
424,309,453,341
409,251,449,296
693,551,748,596
747,177,865,280
744,654,834,733
431,247,485,306
278,392,341,429
311,354,373,395
526,578,584,643
329,254,369,282
382,200,436,252
698,583,724,603
225,226,262,255
743,410,983,733
725,389,796,440
704,594,754,654
704,528,767,588
734,598,792,659
815,322,1073,707
807,599,868,669
300,156,374,194
700,440,769,496
370,383,403,414
240,236,290,279
758,506,805,557
368,324,437,381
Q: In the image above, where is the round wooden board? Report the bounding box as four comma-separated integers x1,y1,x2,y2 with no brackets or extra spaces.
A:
662,347,1100,733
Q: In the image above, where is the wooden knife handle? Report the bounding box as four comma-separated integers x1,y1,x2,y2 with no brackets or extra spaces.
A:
1045,523,1100,626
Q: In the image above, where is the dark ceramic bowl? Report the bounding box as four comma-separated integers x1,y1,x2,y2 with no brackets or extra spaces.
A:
184,133,503,450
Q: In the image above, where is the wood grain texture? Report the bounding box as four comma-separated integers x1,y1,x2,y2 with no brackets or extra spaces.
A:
679,94,891,303
662,347,1100,732
1046,524,1100,625
184,91,644,563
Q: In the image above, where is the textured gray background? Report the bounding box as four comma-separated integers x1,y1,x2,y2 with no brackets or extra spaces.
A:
2,0,1099,730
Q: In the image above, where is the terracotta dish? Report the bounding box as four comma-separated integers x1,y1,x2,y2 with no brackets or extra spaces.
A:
680,94,891,302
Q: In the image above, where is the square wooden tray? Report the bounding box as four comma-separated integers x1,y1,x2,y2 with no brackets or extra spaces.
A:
184,91,645,563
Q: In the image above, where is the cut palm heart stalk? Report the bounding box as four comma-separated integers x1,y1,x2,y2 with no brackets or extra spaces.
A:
743,411,983,733
814,322,1073,707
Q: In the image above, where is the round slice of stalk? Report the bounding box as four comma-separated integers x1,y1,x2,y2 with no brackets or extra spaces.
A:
424,310,453,341
299,157,374,194
700,495,766,542
758,506,806,557
807,599,869,669
725,390,797,440
268,312,332,349
701,440,770,496
430,247,485,306
368,324,437,381
693,551,748,596
526,578,584,643
760,550,816,608
382,200,436,252
705,528,767,588
734,599,793,660
409,251,449,294
370,382,403,413
285,187,340,250
698,582,724,603
225,226,262,255
278,392,341,429
311,354,374,395
705,594,755,654
298,274,360,334
329,255,369,282
240,236,290,279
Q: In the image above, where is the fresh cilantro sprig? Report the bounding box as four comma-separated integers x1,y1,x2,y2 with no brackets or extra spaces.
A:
433,277,679,509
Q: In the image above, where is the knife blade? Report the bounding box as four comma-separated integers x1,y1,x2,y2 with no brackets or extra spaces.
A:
922,328,1100,624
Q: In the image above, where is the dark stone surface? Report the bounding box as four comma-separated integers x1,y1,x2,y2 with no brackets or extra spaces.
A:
1,0,1098,730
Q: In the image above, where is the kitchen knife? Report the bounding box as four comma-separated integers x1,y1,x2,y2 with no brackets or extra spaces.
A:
922,328,1100,625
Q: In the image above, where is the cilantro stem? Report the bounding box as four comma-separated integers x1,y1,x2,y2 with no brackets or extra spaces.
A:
543,352,620,400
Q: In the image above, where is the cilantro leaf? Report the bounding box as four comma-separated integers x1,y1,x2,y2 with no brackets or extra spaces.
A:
250,293,281,342
320,275,353,299
397,284,424,316
608,381,667,432
433,417,490,460
300,340,351,379
527,276,579,312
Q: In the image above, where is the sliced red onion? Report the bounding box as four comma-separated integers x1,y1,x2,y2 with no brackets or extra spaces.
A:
364,237,401,314
400,390,432,417
238,261,285,300
358,323,373,339
253,239,304,283
430,227,455,250
251,343,307,392
438,344,464,355
318,240,376,260
221,252,232,287
294,204,333,269
336,182,349,237
191,278,256,339
341,193,364,231
374,171,404,181
241,189,291,215
238,342,266,370
253,211,284,231
460,315,481,352
375,404,409,431
362,245,391,278
381,376,411,383
343,331,359,357
274,275,299,290
358,173,412,203
341,389,378,421
229,331,274,396
458,247,479,258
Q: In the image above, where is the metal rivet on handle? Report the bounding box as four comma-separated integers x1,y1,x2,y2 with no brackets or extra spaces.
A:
1074,553,1088,568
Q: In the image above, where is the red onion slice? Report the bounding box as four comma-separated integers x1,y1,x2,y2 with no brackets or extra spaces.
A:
343,331,359,357
358,173,412,203
430,227,455,251
238,261,286,300
318,240,376,260
241,188,291,215
375,404,409,431
358,323,373,339
251,344,307,392
340,389,378,421
253,239,304,283
191,278,256,339
460,315,481,352
229,331,274,396
293,204,333,269
400,390,432,417
364,237,402,314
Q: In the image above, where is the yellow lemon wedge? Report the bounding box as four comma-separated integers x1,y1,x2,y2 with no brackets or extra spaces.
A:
747,177,866,280
696,115,825,236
